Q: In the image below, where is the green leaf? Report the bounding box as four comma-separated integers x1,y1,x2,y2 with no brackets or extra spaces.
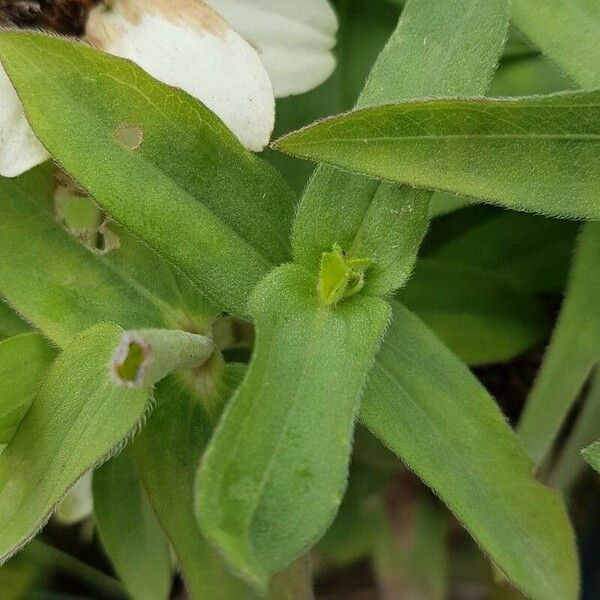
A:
0,323,152,563
507,0,600,472
93,449,172,600
134,374,259,600
549,369,600,492
581,440,600,474
511,0,600,89
0,333,57,443
358,301,579,600
0,166,217,347
196,265,390,589
425,208,578,294
0,303,30,341
0,31,296,317
399,259,549,365
265,0,401,193
275,88,600,220
518,223,600,464
291,0,509,295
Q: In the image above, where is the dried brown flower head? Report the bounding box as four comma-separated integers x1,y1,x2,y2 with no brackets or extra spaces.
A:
0,0,97,35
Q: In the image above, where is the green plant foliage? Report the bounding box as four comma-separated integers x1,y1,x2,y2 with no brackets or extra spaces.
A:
0,31,296,317
0,0,595,597
399,259,549,365
0,333,57,443
508,0,600,481
93,449,172,600
0,303,30,341
275,89,600,220
135,373,308,599
0,165,217,347
511,0,600,89
134,374,257,600
196,265,390,588
581,440,600,474
359,301,579,600
518,224,600,464
424,208,578,295
0,323,152,564
550,369,600,492
291,0,509,295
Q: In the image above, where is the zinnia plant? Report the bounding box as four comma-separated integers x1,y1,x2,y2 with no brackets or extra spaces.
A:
0,1,598,599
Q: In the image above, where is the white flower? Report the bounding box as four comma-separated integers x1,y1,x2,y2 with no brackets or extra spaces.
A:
0,64,51,178
0,0,338,177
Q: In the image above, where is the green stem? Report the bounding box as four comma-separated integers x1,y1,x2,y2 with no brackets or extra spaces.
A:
27,540,127,599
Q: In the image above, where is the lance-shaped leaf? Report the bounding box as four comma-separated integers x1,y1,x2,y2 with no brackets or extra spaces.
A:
196,265,390,588
507,0,600,470
276,89,600,220
0,333,57,443
135,373,309,599
0,166,217,347
518,223,600,464
94,448,172,600
0,31,296,317
291,0,509,295
135,375,256,599
358,301,579,600
399,259,549,366
0,323,152,564
512,0,600,90
550,369,600,492
581,441,600,475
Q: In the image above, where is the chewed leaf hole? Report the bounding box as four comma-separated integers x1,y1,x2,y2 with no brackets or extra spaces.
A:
114,124,144,150
112,336,150,387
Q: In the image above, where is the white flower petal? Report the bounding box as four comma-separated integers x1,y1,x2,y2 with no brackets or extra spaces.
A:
0,64,50,178
205,0,338,97
55,471,94,525
86,0,275,151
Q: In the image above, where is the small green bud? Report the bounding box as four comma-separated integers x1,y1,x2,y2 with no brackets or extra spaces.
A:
318,244,371,306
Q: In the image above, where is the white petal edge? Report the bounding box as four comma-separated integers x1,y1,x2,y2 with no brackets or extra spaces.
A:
0,64,50,178
86,0,275,151
205,0,338,97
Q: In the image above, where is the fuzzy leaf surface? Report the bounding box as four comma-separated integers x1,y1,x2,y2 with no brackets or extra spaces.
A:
196,265,390,588
291,0,509,295
0,323,152,564
512,0,600,89
0,166,216,347
0,32,296,317
0,332,57,443
359,301,579,600
135,373,306,600
276,89,600,220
